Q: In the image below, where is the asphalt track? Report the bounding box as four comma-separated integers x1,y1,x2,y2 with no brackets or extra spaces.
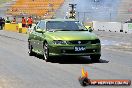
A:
0,30,132,88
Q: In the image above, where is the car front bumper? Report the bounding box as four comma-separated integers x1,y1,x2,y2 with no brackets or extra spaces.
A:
48,44,101,56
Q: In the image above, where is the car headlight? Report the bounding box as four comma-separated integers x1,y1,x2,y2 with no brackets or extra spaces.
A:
91,39,100,44
53,40,67,44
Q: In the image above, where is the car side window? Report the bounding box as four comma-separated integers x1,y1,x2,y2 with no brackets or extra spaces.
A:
35,21,40,30
38,21,46,30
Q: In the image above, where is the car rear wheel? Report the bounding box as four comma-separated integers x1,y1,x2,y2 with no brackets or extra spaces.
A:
90,54,100,62
43,42,50,62
28,41,34,56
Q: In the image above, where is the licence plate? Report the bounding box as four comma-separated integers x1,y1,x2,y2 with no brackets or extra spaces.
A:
74,46,86,51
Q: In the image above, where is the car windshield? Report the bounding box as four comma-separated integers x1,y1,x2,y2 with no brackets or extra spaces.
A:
46,21,87,31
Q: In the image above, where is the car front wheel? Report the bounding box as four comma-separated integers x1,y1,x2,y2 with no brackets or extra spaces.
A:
90,54,101,62
43,42,50,62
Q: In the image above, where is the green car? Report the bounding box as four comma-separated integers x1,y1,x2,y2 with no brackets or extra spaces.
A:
28,19,101,61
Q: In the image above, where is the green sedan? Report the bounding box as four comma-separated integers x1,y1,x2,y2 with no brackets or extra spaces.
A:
28,19,101,62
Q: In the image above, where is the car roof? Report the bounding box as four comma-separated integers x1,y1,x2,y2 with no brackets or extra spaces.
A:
41,19,78,22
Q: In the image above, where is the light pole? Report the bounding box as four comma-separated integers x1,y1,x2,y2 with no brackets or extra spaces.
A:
110,12,111,22
69,4,76,19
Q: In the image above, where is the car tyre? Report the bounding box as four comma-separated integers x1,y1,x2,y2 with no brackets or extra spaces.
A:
28,41,34,56
43,42,50,62
90,54,100,62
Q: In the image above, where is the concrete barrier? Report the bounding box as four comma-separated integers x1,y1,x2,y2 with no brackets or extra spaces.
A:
4,23,27,34
93,21,122,32
4,22,132,34
123,23,132,33
21,28,27,34
4,23,19,32
92,21,132,33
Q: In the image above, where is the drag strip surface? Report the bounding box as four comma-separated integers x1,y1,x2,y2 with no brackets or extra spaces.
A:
0,31,132,88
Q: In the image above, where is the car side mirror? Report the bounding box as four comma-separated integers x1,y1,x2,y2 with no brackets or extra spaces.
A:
36,29,44,33
85,28,93,32
89,28,93,32
34,26,36,30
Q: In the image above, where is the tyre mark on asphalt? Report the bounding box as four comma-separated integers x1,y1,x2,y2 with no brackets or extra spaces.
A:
0,34,27,42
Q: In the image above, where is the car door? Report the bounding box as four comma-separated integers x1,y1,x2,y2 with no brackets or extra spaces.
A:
35,21,46,54
31,22,41,51
29,25,37,51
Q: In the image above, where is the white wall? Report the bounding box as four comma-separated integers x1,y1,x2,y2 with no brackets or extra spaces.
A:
93,21,122,32
123,23,132,33
92,21,132,33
